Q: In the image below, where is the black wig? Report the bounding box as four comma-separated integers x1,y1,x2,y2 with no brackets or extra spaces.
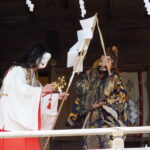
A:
14,42,50,68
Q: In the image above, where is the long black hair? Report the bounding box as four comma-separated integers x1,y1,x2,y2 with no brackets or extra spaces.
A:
14,42,50,68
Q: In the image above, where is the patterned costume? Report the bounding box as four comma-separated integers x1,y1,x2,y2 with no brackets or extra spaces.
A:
67,67,129,149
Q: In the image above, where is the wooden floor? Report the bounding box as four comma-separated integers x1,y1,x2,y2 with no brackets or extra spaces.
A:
50,137,83,150
49,136,150,150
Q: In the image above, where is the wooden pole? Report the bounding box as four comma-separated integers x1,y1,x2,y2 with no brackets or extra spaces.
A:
96,15,111,75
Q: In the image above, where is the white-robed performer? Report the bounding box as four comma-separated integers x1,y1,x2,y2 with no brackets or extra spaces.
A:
0,42,69,150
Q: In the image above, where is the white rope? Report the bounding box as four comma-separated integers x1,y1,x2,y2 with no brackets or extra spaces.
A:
79,0,87,18
144,0,150,15
26,0,34,12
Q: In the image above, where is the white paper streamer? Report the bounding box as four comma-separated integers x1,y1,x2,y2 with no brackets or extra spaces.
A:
144,0,150,15
26,0,34,12
79,0,87,18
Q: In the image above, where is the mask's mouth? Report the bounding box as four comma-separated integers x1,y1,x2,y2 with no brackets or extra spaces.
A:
41,63,44,65
99,66,107,71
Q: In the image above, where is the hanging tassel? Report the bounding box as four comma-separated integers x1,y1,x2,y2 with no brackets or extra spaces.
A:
41,92,53,110
47,101,51,109
47,94,52,109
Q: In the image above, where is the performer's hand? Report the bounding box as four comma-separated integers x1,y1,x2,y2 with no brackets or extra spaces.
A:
92,102,105,109
42,84,55,93
58,92,69,100
92,103,100,109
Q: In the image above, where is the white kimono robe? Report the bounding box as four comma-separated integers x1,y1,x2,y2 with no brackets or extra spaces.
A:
0,66,58,131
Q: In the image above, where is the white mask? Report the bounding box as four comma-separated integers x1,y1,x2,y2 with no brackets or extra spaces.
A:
37,52,51,69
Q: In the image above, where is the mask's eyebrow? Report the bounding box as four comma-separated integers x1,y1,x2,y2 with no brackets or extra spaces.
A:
106,57,114,62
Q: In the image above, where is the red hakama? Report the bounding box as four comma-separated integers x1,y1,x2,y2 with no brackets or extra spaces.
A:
0,104,41,150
